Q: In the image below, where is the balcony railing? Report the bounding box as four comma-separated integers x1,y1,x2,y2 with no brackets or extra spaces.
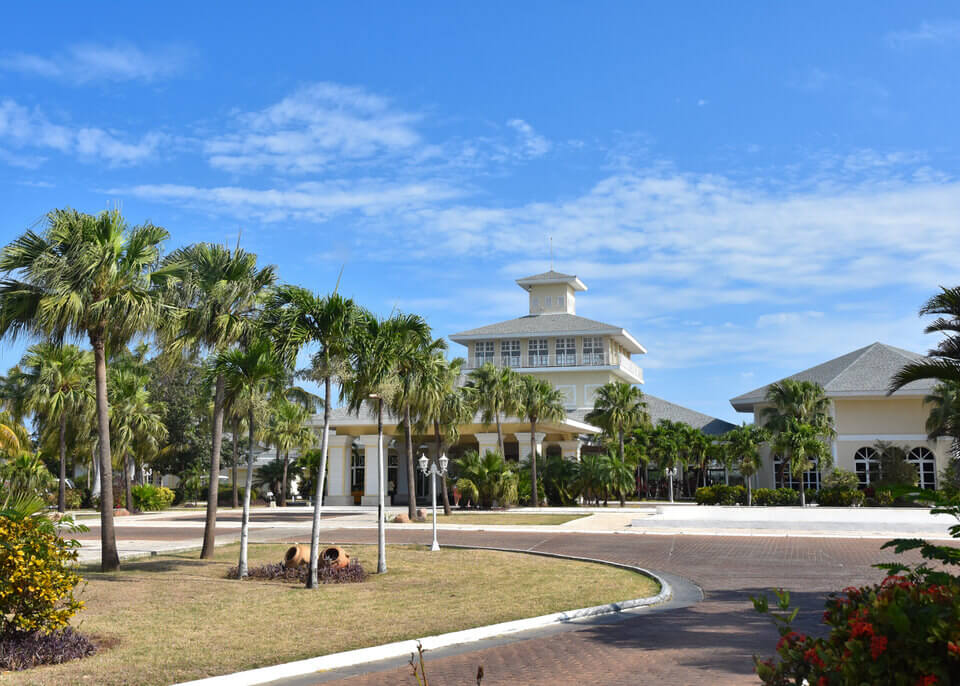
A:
466,351,638,375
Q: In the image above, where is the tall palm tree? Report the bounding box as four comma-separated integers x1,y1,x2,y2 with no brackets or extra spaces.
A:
761,379,834,487
413,355,471,515
890,286,960,392
391,330,445,520
208,338,287,578
21,343,94,512
923,381,960,445
466,363,518,456
270,398,313,506
0,208,179,571
110,368,167,513
161,242,276,559
725,424,767,506
261,286,361,588
649,420,684,502
515,375,565,507
587,381,648,505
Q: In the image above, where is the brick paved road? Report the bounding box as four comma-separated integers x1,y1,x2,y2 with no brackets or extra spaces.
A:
294,528,920,686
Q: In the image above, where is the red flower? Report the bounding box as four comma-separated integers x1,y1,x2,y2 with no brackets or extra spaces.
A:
851,621,874,638
948,641,960,657
913,677,937,686
803,647,825,669
870,635,888,659
818,678,828,686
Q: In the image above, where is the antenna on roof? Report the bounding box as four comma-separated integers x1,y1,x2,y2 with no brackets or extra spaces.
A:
549,236,554,271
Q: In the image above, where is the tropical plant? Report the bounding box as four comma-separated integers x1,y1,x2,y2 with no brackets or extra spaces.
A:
889,286,960,393
770,419,832,506
648,420,685,502
873,440,919,488
208,338,287,578
923,381,960,442
823,467,860,491
131,484,175,511
262,397,313,506
586,381,647,505
452,450,517,508
539,452,581,506
576,452,611,505
515,375,565,508
725,424,768,506
260,285,361,588
19,343,94,512
466,363,518,456
160,242,275,559
0,209,180,571
761,380,835,494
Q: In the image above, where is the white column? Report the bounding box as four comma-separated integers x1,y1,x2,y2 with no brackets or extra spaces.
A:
357,434,386,506
475,432,499,456
515,432,546,459
558,439,582,461
325,435,354,506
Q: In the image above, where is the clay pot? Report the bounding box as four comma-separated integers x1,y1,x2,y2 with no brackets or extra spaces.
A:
393,513,410,523
283,544,309,568
321,546,350,569
416,508,427,520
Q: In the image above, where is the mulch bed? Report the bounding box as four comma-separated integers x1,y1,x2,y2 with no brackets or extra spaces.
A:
0,627,96,671
226,560,368,584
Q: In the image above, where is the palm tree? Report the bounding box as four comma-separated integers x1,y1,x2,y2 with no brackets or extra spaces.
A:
466,363,518,456
161,242,275,559
413,355,471,515
452,450,517,508
890,286,960,392
390,329,444,521
684,426,711,489
649,421,684,502
270,398,313,506
725,424,767,506
20,343,94,512
110,368,167,513
342,312,409,575
261,286,361,588
761,380,834,487
922,381,960,443
0,209,179,571
208,338,287,578
515,375,565,508
586,381,648,506
771,419,831,506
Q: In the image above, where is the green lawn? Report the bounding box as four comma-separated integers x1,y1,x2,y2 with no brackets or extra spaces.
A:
9,542,659,686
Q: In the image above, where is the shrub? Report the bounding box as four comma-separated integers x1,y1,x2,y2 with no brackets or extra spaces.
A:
0,514,85,636
131,484,175,511
822,468,859,491
227,560,367,585
815,486,865,507
695,484,746,505
753,487,801,506
43,488,84,510
0,627,95,670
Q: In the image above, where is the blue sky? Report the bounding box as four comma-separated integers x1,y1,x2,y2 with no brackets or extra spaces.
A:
1,3,958,423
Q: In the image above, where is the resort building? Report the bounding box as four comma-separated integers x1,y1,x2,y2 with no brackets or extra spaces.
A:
730,342,952,491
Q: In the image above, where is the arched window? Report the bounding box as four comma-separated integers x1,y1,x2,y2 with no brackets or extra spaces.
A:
773,455,821,492
854,447,880,487
907,447,936,490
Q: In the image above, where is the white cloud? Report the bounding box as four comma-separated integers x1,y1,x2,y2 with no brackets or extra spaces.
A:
111,179,462,223
0,99,164,165
506,119,551,158
887,20,960,46
0,42,189,83
204,83,422,174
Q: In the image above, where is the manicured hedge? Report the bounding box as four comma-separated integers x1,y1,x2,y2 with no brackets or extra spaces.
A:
695,484,746,505
814,486,865,507
752,488,801,506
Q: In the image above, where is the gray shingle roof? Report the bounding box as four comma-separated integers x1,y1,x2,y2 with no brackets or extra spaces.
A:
729,342,935,412
450,313,621,338
568,394,736,436
517,270,577,282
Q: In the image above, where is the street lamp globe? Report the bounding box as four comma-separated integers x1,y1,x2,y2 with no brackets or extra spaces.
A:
418,453,429,473
438,453,449,473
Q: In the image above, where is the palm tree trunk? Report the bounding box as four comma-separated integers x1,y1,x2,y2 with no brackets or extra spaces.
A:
530,419,539,508
307,375,333,589
201,374,226,559
238,407,255,579
404,403,417,520
435,419,451,515
376,399,387,574
800,472,806,507
747,477,753,506
58,412,67,513
91,333,120,572
496,411,505,457
280,449,289,507
124,453,136,514
618,428,626,507
232,418,239,509
668,470,675,503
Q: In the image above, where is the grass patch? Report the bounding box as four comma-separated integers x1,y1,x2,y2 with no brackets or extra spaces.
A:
9,543,658,686
431,513,589,525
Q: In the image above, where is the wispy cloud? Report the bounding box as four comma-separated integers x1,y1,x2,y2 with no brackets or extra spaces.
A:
0,99,166,165
0,42,190,83
204,83,422,174
887,19,960,46
506,119,551,158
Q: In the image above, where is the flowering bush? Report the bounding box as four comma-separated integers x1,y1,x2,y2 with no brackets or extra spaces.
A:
754,504,960,685
0,513,85,636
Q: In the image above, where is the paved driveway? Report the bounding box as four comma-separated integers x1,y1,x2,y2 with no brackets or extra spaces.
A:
286,528,918,686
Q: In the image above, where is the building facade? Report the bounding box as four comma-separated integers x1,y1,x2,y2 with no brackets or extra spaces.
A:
730,342,952,491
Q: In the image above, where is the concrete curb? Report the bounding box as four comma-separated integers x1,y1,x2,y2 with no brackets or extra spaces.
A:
172,549,671,686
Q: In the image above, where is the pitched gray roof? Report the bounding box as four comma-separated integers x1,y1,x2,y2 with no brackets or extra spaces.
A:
729,342,935,412
450,313,621,338
568,394,736,436
517,270,577,282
